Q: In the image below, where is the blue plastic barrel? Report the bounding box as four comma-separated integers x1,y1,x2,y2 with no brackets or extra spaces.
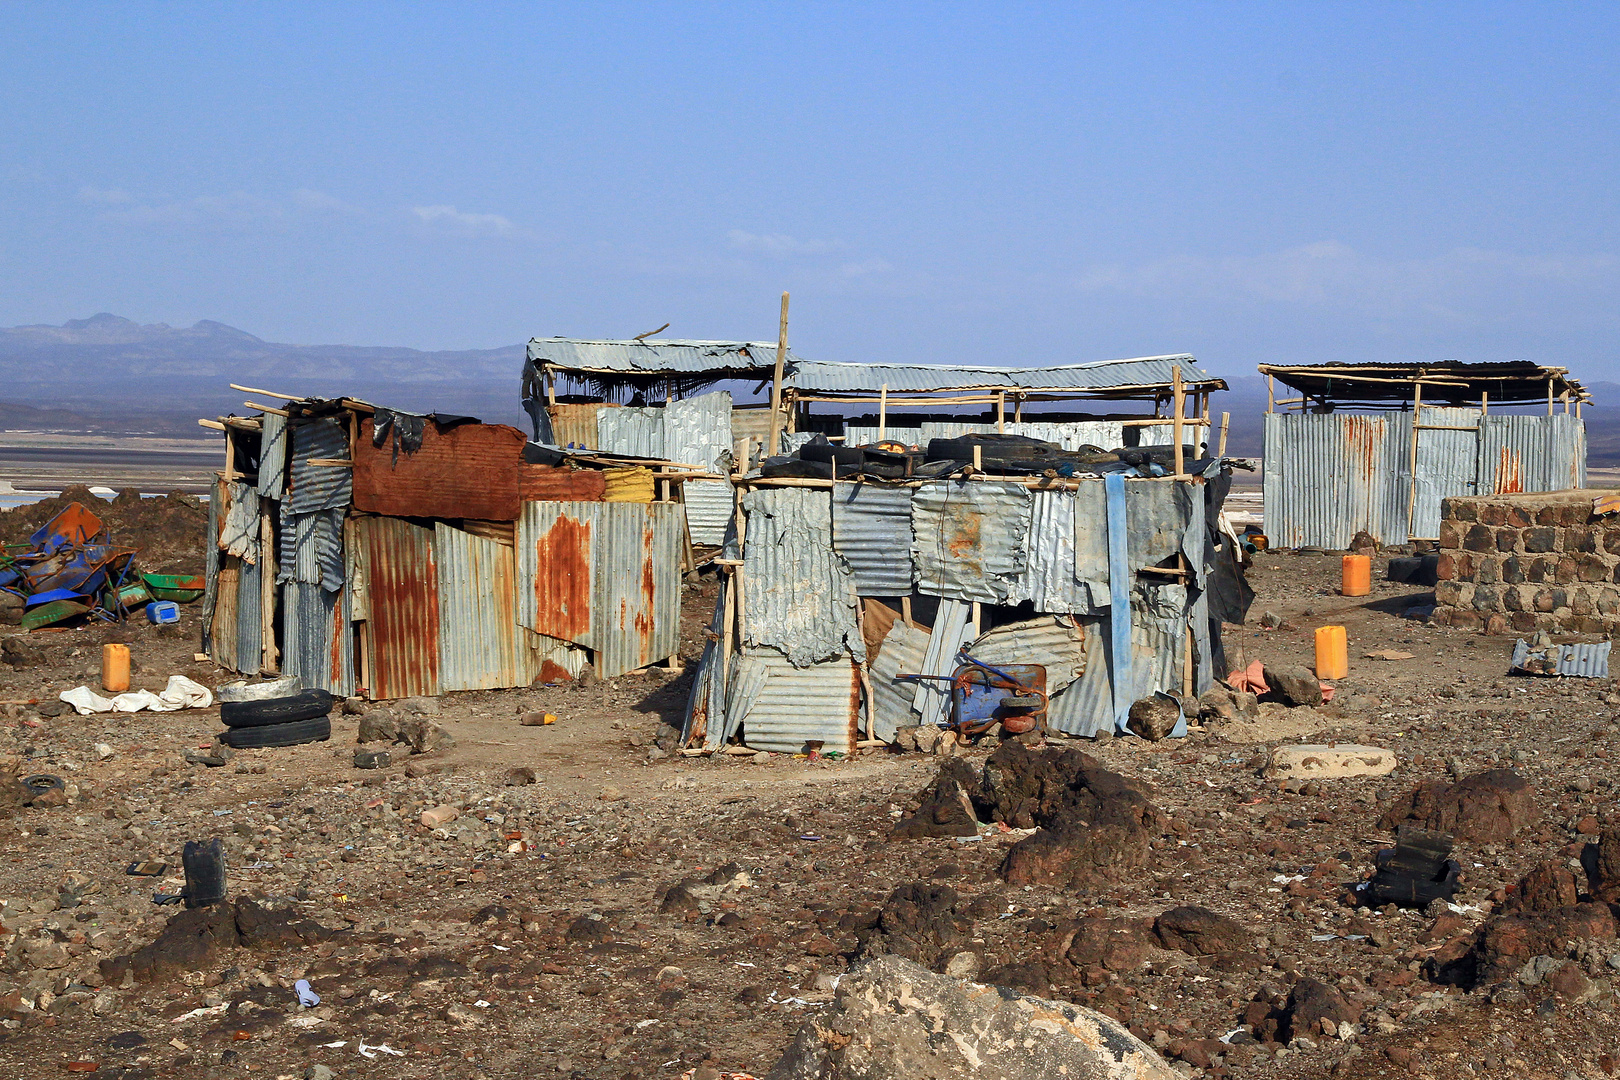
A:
146,600,181,625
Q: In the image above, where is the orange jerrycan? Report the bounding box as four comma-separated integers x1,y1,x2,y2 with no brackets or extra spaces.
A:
1315,625,1348,680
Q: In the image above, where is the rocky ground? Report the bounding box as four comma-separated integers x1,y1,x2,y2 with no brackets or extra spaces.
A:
1,536,1620,1079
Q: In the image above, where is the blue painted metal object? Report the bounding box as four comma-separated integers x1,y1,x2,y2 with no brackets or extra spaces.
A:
1104,472,1132,732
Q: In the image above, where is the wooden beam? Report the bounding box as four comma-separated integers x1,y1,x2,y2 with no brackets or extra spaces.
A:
765,292,790,456
1218,412,1229,457
1407,380,1424,536
1172,364,1184,478
877,383,888,442
229,383,301,401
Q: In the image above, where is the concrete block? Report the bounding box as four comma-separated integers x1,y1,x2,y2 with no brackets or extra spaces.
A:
1272,744,1397,779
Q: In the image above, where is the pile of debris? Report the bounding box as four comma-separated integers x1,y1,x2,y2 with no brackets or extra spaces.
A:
764,432,1207,481
0,499,203,629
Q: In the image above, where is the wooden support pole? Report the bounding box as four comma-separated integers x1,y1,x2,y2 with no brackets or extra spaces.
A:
1218,412,1230,457
1564,390,1571,415
1014,394,1024,422
996,391,1006,434
260,512,279,673
545,368,556,406
901,595,913,628
1172,364,1185,478
766,292,790,456
229,383,301,401
1549,379,1555,416
878,383,888,442
1266,375,1275,414
1481,391,1488,416
1407,381,1424,536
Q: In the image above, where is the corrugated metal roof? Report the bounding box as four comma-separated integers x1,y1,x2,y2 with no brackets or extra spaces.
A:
791,355,1219,394
911,480,1031,603
682,479,733,546
286,417,352,514
356,515,440,699
728,648,860,755
831,482,916,596
867,619,931,741
257,411,288,500
740,487,865,668
528,338,803,374
1510,638,1611,677
964,616,1086,693
436,523,534,692
282,580,354,695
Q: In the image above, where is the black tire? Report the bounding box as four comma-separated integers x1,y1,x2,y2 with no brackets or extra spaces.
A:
220,715,331,749
221,689,334,728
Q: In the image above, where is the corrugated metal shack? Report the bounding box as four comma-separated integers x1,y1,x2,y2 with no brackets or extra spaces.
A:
199,391,704,698
1259,361,1590,548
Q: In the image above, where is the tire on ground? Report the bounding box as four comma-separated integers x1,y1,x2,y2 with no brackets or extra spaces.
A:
219,715,332,749
221,689,334,728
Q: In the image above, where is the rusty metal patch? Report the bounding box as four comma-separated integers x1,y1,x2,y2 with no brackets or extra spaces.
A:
353,418,526,521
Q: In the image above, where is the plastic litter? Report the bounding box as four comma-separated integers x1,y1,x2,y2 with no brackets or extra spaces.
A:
146,600,181,625
181,838,228,908
358,1042,405,1058
295,979,320,1008
59,675,213,715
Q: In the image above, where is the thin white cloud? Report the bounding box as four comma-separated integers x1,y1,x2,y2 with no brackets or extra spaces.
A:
102,191,285,227
412,204,518,237
76,185,132,205
728,229,844,256
840,257,894,278
292,188,361,214
1075,241,1620,323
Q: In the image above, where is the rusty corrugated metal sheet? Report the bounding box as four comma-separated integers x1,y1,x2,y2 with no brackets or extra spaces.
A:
516,501,596,647
356,515,440,699
602,467,656,502
725,648,861,755
1478,414,1588,495
594,502,683,678
547,403,602,448
965,616,1085,692
353,417,525,521
911,480,1032,603
741,487,865,668
436,522,531,692
1261,412,1411,549
519,464,606,502
282,580,354,695
213,557,240,672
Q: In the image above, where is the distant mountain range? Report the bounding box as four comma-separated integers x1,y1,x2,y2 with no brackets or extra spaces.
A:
1,315,1615,465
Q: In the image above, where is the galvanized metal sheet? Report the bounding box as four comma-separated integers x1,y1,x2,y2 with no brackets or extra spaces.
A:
730,648,860,755
286,417,352,513
436,523,533,692
1008,488,1093,612
664,392,733,471
213,558,240,672
1412,407,1480,540
234,554,262,677
1478,413,1588,495
516,501,596,647
278,507,344,591
911,598,976,727
528,338,801,375
964,616,1085,693
682,479,734,546
867,619,930,741
220,482,260,562
911,480,1031,603
256,411,288,500
282,580,354,695
1261,411,1412,549
357,515,440,699
1046,585,1185,737
831,482,915,596
791,355,1218,394
203,475,222,659
1509,637,1611,677
740,487,865,668
596,406,665,459
683,580,728,749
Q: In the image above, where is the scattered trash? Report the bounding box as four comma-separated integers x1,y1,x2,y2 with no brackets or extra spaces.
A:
181,838,228,908
216,675,301,702
171,1003,229,1023
295,979,320,1007
59,675,214,715
357,1042,405,1058
519,711,558,726
145,600,181,625
1510,634,1611,678
1360,826,1461,909
125,860,167,877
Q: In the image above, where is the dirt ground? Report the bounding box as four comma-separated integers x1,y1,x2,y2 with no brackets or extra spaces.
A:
1,530,1619,1079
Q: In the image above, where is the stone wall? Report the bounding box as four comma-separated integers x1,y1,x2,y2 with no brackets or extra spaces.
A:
1433,490,1618,634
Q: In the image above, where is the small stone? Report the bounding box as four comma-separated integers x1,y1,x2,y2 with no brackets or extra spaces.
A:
305,1066,335,1080
93,743,115,761
420,805,459,828
353,749,390,770
754,751,771,763
503,767,537,786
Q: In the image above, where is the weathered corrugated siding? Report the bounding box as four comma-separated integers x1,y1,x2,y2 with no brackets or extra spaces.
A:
1262,412,1412,549
518,464,606,502
911,598,976,727
726,648,860,754
235,555,262,677
256,411,288,500
664,392,733,470
1478,414,1588,495
911,481,1031,603
278,507,344,591
830,482,915,596
516,501,596,646
682,479,734,546
353,418,525,521
594,502,683,678
286,417,352,513
213,557,240,672
682,580,728,749
547,403,601,449
282,580,354,695
596,406,664,459
1009,488,1091,612
202,476,222,661
1412,407,1480,540
964,616,1085,692
1046,586,1185,736
867,620,931,741
356,515,440,699
741,487,865,668
436,523,531,692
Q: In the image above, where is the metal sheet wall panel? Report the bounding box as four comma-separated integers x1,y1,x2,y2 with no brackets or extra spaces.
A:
357,516,440,699
1262,412,1411,549
911,481,1032,603
279,507,344,591
1137,421,1208,449
731,648,861,755
213,558,240,672
682,479,734,546
867,620,930,741
257,411,288,500
282,580,354,695
435,523,531,692
593,502,685,678
964,616,1086,693
286,417,352,513
911,598,976,727
529,337,798,375
1412,407,1480,540
1478,414,1587,495
683,580,728,749
516,501,597,646
235,555,262,677
519,465,607,502
831,483,916,596
1011,489,1093,612
353,419,525,521
740,487,865,668
1046,586,1185,736
547,403,602,449
663,392,733,471
790,354,1214,394
203,476,222,661
595,407,665,459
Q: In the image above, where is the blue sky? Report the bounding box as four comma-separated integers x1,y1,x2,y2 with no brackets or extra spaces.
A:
2,2,1617,379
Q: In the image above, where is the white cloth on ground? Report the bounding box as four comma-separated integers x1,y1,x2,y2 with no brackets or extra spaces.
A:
59,675,215,715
